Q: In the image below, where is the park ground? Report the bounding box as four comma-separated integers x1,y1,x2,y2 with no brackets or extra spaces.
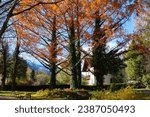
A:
0,87,150,100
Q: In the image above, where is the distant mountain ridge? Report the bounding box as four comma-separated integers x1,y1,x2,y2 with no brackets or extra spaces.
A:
26,60,50,74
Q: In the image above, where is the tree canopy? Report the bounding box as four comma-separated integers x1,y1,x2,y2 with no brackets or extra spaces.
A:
0,0,144,90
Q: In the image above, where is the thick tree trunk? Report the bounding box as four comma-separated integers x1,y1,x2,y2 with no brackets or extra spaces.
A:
93,46,104,89
76,0,82,88
77,41,82,88
49,16,57,89
50,63,56,89
69,21,78,89
92,12,106,89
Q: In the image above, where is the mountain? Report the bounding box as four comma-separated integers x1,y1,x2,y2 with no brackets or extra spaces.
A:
26,60,50,74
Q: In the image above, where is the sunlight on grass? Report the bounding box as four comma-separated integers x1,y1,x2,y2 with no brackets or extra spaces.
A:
0,88,150,100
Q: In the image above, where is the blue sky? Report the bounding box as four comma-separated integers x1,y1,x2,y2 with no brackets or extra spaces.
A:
123,15,135,34
107,15,135,49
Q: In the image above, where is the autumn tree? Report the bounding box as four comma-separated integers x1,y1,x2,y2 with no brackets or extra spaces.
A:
81,0,142,89
0,0,64,41
14,2,64,89
60,0,97,88
14,0,92,89
0,0,64,90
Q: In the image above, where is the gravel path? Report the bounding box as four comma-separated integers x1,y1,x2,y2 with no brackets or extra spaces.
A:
0,96,19,100
135,89,150,96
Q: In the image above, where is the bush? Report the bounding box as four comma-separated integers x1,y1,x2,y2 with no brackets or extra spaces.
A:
35,89,50,97
35,88,91,100
109,83,128,92
91,86,141,100
56,71,70,85
16,78,34,85
34,72,49,85
115,86,139,100
142,74,150,89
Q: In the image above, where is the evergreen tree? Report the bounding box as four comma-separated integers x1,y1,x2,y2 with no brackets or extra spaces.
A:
92,12,125,89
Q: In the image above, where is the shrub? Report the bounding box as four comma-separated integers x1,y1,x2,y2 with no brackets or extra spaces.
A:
35,88,91,100
34,72,49,85
91,86,141,100
142,74,150,89
115,86,139,100
17,79,34,85
109,83,128,92
35,89,50,97
56,71,70,85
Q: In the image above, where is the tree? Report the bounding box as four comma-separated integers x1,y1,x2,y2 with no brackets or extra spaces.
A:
0,0,64,90
76,0,82,88
7,56,27,80
0,41,9,89
129,2,150,87
15,0,87,89
84,0,141,89
13,2,63,89
92,14,125,88
125,40,145,81
60,0,90,89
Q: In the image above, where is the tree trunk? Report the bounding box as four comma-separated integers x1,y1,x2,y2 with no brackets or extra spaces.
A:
69,20,78,89
92,11,106,89
76,0,82,88
77,49,81,88
49,16,57,89
50,63,56,89
1,45,7,90
93,46,105,89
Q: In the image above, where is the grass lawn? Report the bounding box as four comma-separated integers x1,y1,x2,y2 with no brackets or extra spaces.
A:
0,91,65,100
0,88,150,100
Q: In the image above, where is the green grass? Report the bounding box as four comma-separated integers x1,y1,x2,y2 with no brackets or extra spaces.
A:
0,91,35,99
0,91,65,100
0,88,150,100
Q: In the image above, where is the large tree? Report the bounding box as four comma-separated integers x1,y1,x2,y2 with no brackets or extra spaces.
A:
84,0,141,89
13,2,64,89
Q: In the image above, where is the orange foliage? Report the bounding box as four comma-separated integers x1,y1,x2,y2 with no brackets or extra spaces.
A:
12,0,142,69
